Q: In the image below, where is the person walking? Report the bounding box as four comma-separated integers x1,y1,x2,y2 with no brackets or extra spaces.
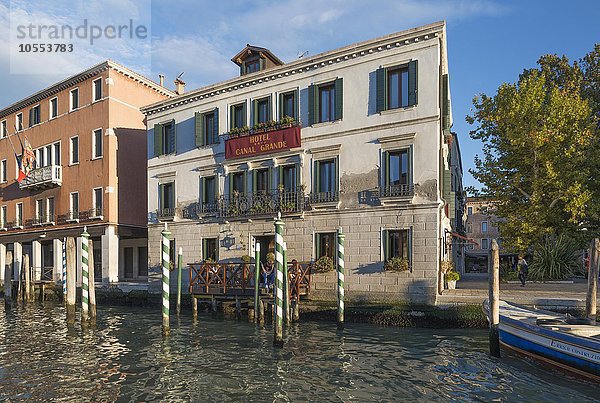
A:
517,255,529,287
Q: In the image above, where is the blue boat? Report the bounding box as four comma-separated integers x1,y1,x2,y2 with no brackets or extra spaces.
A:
484,300,600,381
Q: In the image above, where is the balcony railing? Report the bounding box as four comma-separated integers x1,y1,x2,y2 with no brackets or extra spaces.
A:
379,184,414,198
306,191,339,206
19,165,62,190
157,207,177,220
216,188,304,218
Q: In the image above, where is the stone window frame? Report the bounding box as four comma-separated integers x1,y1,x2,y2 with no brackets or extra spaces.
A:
380,226,413,269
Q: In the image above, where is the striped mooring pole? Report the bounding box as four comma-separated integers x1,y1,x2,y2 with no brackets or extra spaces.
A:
337,229,345,330
274,217,285,347
253,241,261,323
62,237,67,302
81,227,90,322
162,223,171,336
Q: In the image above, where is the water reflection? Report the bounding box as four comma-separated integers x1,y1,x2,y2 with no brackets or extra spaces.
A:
0,303,597,402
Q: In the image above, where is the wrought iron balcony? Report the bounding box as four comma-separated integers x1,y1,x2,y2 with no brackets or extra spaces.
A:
379,184,414,198
306,191,339,206
19,165,62,190
157,207,177,220
209,188,304,218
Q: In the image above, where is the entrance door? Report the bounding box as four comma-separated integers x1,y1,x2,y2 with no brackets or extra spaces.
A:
254,235,275,265
42,242,53,281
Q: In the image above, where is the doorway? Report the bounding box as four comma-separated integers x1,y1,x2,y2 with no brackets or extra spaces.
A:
254,235,275,265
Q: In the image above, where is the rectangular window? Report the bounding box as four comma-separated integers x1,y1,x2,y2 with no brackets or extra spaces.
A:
0,120,6,138
318,84,335,123
315,232,336,260
231,103,246,129
70,192,79,220
93,78,102,101
0,206,6,228
16,203,23,226
481,239,489,250
47,197,54,222
0,159,6,183
201,176,217,205
375,60,418,112
204,112,218,145
50,97,58,119
202,238,218,261
281,91,296,120
467,206,473,215
388,149,409,186
317,159,336,193
387,66,409,109
159,182,175,210
53,142,61,165
70,136,79,164
481,221,488,233
124,247,134,278
16,113,23,131
70,88,79,111
138,246,148,277
281,165,297,192
254,169,269,194
245,60,260,74
161,121,175,154
231,172,246,195
36,199,44,221
254,97,270,125
29,105,41,127
384,229,410,261
93,188,103,216
93,129,103,158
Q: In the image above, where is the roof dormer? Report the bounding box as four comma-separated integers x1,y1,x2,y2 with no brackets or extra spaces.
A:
231,44,284,76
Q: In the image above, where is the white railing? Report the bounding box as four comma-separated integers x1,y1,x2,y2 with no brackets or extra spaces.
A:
19,165,62,189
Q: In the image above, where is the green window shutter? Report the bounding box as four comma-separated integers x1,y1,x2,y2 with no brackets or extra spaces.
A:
442,74,450,130
382,230,389,261
171,119,177,154
314,160,320,193
252,170,257,194
293,89,299,122
243,171,248,195
278,93,284,120
29,108,33,127
268,167,274,191
153,123,163,156
315,233,321,259
213,108,219,144
408,60,418,106
307,84,315,125
240,61,246,76
229,105,234,130
407,228,413,266
376,67,386,113
252,99,258,126
200,177,206,204
195,112,204,147
228,173,233,196
158,184,163,210
333,157,338,193
409,145,414,185
278,165,283,188
383,151,390,187
295,163,301,189
242,102,247,127
334,78,343,120
268,96,272,121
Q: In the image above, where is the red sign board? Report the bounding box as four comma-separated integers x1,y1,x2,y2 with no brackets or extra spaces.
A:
225,126,301,159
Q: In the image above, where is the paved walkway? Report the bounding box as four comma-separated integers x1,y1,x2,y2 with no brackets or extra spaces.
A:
438,276,597,309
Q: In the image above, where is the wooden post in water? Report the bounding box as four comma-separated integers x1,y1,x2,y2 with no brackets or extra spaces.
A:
176,247,183,316
258,298,265,325
292,299,300,322
211,295,217,314
283,242,290,327
489,239,501,358
4,251,12,309
235,296,241,320
192,296,198,319
23,254,31,303
80,227,90,323
337,230,346,330
586,238,599,321
66,237,77,323
88,239,97,320
273,217,285,347
161,223,171,337
253,241,261,323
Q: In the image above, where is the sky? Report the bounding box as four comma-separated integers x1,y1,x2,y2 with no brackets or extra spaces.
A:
0,0,598,189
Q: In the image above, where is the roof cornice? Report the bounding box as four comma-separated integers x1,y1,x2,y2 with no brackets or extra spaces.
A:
0,60,176,119
142,21,445,116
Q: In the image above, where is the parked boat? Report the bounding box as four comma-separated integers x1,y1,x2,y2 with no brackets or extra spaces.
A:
483,300,600,381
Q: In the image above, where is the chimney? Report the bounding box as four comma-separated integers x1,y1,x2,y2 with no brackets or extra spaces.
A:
174,78,185,95
158,74,165,86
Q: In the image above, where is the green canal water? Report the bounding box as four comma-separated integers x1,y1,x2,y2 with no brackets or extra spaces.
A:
0,303,597,402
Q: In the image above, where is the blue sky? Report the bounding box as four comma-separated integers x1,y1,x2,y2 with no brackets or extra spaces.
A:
1,0,598,189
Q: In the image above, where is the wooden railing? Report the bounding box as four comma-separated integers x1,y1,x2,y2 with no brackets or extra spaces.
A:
188,260,313,300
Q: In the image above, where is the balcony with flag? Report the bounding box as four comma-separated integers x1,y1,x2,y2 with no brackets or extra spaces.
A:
19,165,62,190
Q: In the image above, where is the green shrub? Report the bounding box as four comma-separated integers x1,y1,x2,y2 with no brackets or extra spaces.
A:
445,270,460,282
313,256,335,273
384,257,410,272
529,235,578,281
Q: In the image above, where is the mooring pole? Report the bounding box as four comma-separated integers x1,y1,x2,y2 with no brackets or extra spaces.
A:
23,254,31,303
489,239,501,358
283,242,290,327
586,238,599,321
176,247,183,316
192,296,198,320
161,223,171,337
80,227,90,322
337,230,346,330
4,251,12,309
253,241,261,323
62,237,67,303
66,237,76,323
88,239,97,320
273,217,285,347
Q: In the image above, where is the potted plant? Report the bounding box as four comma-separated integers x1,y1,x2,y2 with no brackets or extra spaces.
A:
445,270,460,290
313,256,334,273
280,115,295,128
384,257,410,272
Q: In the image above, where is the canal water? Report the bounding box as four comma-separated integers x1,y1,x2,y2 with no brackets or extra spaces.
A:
0,304,597,402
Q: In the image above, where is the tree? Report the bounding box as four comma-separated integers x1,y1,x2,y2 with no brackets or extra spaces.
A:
467,49,599,251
